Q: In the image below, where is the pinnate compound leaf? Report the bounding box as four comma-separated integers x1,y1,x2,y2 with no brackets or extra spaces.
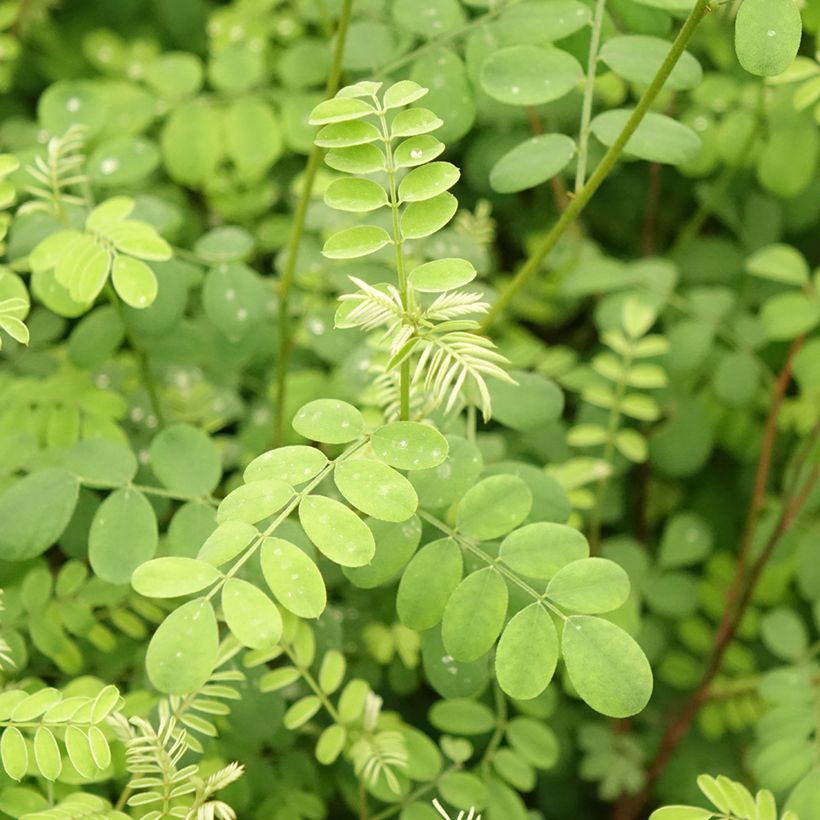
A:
394,135,445,168
309,96,375,125
383,79,428,109
131,557,222,598
442,567,508,662
198,520,259,566
547,558,630,614
456,475,532,540
561,616,653,717
591,110,701,165
323,226,392,259
325,144,386,174
245,445,328,485
33,727,61,781
299,495,375,567
371,421,449,469
324,178,388,213
398,161,460,202
334,459,418,522
0,469,79,561
261,537,327,618
495,604,558,699
89,488,158,584
150,423,222,496
490,134,576,193
222,578,282,649
292,399,365,443
500,522,589,580
1,727,28,780
735,0,802,77
146,598,219,694
316,724,347,764
216,479,294,524
397,538,462,630
111,255,158,309
315,120,381,148
400,192,458,239
408,258,476,293
390,108,443,138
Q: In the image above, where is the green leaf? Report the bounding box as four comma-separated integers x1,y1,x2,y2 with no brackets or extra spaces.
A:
315,120,382,148
261,537,327,618
89,488,158,584
438,771,488,811
659,512,713,569
480,45,583,105
222,578,282,649
600,36,702,90
546,558,630,614
316,724,347,765
160,100,223,186
150,423,222,496
111,255,158,308
370,421,449,469
33,728,61,781
324,178,388,213
500,522,589,580
429,698,496,735
398,161,460,203
394,135,445,168
298,495,375,567
216,479,293,524
309,96,375,125
245,445,328,485
55,233,111,304
325,144,386,174
456,475,532,540
390,108,443,138
591,110,701,165
0,469,79,561
323,225,392,259
65,726,96,778
284,696,322,729
760,607,808,661
343,515,422,589
760,292,820,340
735,0,802,77
495,604,558,699
292,399,365,443
442,567,508,662
615,429,648,463
408,258,476,293
146,598,219,694
561,616,653,717
506,718,559,769
648,808,714,820
746,244,809,285
495,1,591,42
397,538,462,630
487,371,563,432
334,459,418,522
0,727,28,781
490,134,576,194
400,192,458,239
194,226,254,265
131,557,222,598
198,520,258,566
383,80,428,109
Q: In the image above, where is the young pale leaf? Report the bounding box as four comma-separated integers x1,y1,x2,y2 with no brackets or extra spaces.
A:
55,234,111,304
33,728,61,781
322,225,392,259
600,36,702,91
244,445,328,485
334,459,418,522
760,293,820,340
490,134,576,194
198,520,259,566
390,108,443,138
398,161,460,203
316,725,347,766
131,557,222,598
216,479,293,524
592,110,701,165
0,469,79,561
546,558,630,614
397,538,462,630
222,578,282,649
735,0,802,77
111,256,158,309
284,696,322,730
495,604,558,700
89,488,158,584
318,649,346,694
309,97,375,125
324,178,388,213
293,399,365,444
648,808,713,820
371,421,449,469
261,537,327,618
746,244,809,285
383,79,428,109
149,423,222,496
146,598,219,694
400,192,458,239
394,135,445,168
615,429,648,463
480,45,583,105
500,522,589,580
408,258,476,293
561,616,653,717
442,567,508,662
0,727,28,781
315,120,381,148
299,495,375,567
65,725,96,778
456,475,532,541
325,144,386,174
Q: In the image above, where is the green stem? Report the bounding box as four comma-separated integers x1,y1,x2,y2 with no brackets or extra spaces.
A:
273,0,354,446
574,0,607,193
481,0,713,330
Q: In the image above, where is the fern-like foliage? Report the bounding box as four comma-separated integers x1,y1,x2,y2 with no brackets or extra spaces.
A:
20,124,89,218
351,730,408,794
